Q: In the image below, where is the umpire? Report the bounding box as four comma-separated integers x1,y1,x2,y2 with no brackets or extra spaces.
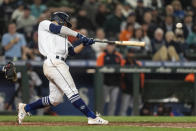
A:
97,43,124,115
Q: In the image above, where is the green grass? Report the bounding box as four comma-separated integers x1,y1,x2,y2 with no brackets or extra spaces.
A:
0,116,196,131
1,126,196,131
1,116,196,122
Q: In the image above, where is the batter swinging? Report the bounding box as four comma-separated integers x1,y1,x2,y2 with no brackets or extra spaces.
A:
17,12,108,125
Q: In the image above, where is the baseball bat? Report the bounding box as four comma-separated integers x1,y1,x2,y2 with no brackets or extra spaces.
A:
94,40,145,47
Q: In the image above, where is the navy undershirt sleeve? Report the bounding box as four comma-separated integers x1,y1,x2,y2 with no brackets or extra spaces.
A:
68,47,76,56
49,23,62,34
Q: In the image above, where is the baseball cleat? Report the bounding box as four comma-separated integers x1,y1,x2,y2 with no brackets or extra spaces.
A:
17,103,29,124
88,116,109,125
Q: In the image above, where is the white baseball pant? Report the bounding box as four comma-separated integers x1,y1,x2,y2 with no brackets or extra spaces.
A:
43,58,78,106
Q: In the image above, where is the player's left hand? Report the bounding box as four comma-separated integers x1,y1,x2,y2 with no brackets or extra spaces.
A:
76,33,89,43
3,61,17,82
83,38,95,46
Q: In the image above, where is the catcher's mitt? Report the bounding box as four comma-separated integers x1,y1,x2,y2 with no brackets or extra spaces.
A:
3,61,17,82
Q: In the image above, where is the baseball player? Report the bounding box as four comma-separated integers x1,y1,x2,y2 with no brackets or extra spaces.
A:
17,12,108,125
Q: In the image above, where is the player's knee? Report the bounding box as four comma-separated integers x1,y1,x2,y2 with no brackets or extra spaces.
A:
49,95,63,106
51,102,60,106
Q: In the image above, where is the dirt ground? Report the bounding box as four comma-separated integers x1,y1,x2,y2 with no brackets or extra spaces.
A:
0,122,196,128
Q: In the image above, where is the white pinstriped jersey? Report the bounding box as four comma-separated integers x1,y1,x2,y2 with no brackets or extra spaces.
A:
38,20,70,59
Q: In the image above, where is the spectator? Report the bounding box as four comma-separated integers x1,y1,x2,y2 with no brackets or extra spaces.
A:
119,48,143,116
92,28,107,58
142,11,157,39
121,12,140,31
77,9,95,31
16,6,37,42
143,11,152,24
165,5,174,16
151,8,162,26
142,23,150,40
30,0,47,19
1,22,27,60
135,0,147,24
130,27,151,53
95,3,108,27
183,15,193,38
121,2,133,18
187,24,196,47
119,24,134,41
104,4,124,39
147,0,163,9
165,31,180,61
151,28,167,61
126,0,162,8
82,0,98,24
162,15,175,33
152,29,181,61
46,0,69,7
97,43,124,115
11,1,24,21
172,0,185,21
173,28,186,60
0,0,15,35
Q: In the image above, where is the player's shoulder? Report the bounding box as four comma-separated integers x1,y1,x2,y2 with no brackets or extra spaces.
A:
39,19,51,26
38,19,52,31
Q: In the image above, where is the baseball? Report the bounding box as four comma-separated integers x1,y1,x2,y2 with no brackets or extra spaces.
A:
176,23,183,28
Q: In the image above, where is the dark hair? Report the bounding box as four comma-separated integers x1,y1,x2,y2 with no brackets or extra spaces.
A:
133,27,143,38
8,21,16,26
126,23,134,29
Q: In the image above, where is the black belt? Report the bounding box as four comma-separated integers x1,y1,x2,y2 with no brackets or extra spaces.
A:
44,55,65,61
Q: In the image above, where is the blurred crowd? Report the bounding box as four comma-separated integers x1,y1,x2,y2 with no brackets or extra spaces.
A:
0,0,196,61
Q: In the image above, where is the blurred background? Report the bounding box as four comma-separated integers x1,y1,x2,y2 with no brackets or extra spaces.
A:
0,0,196,116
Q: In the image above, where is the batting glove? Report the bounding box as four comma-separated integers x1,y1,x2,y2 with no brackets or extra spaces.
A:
76,33,88,43
83,38,95,46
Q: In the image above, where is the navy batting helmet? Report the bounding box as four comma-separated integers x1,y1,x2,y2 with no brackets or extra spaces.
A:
51,12,72,28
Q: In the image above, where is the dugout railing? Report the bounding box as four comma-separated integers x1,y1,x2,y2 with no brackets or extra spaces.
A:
1,60,196,115
94,64,196,116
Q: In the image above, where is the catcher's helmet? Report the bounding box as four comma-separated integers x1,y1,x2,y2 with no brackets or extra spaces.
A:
51,12,72,28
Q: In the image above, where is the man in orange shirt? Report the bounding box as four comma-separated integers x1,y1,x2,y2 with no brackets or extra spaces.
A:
97,43,124,115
